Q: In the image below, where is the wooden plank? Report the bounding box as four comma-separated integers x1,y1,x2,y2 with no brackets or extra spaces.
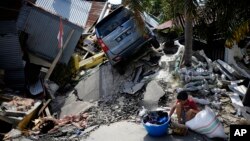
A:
83,52,89,60
38,99,51,116
78,45,96,55
17,101,42,130
2,110,26,117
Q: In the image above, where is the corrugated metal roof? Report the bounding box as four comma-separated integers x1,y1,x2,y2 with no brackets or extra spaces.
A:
0,34,24,70
0,21,18,33
35,0,92,28
0,21,25,89
85,1,106,29
0,21,24,70
17,5,32,31
23,8,83,64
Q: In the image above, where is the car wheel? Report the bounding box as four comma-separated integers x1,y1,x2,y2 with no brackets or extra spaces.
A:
151,38,160,49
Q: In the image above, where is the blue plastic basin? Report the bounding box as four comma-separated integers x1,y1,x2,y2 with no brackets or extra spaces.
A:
143,116,170,136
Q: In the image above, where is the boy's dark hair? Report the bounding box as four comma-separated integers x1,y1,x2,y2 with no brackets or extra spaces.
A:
177,91,188,100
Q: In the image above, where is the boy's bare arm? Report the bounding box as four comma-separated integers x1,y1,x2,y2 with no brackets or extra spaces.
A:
169,104,176,117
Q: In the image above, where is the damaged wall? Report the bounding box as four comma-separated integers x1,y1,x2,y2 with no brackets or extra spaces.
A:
224,42,244,64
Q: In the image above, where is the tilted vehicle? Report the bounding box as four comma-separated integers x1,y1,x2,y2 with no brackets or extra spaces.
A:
95,6,160,65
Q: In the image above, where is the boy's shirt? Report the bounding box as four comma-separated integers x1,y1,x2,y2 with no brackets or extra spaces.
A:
177,98,198,111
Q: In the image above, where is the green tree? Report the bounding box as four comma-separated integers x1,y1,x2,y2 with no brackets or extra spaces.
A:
200,0,250,48
123,0,198,66
123,0,250,66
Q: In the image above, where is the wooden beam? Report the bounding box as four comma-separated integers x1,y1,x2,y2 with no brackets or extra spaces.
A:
78,45,96,55
38,99,52,116
45,30,75,80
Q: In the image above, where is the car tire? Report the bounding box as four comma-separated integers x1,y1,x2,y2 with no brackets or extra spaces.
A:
151,38,160,49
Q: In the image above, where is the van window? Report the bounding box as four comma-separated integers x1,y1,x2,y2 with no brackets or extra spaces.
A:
97,8,132,37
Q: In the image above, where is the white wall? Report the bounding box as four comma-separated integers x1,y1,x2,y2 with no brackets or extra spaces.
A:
224,41,243,64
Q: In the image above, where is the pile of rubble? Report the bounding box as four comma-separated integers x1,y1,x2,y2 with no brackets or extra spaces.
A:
0,95,42,128
174,49,250,135
1,39,250,140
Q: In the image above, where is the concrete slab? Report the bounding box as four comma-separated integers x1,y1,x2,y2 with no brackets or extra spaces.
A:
99,62,136,97
60,101,93,117
83,121,211,141
75,68,101,101
142,80,165,110
58,63,136,117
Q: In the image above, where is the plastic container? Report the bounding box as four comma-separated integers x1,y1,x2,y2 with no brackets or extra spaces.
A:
142,112,170,137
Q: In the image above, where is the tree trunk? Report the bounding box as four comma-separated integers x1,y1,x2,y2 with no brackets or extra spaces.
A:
184,11,193,67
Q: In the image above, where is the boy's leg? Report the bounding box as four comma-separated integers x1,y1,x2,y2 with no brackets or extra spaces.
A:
186,109,198,121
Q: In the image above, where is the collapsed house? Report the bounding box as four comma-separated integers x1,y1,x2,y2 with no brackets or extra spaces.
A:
1,0,250,140
17,0,107,65
0,0,107,94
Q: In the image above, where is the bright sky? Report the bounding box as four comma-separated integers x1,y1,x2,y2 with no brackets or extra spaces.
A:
108,0,122,5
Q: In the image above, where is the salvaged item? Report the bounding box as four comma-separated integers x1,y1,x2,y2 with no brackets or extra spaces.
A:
185,107,227,139
142,110,170,136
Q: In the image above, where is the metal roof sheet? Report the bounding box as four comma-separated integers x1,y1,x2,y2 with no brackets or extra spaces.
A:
0,21,24,70
0,21,25,89
35,0,92,28
0,21,18,33
23,8,83,64
85,1,106,29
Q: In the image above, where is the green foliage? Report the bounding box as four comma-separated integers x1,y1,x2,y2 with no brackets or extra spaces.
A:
123,0,250,44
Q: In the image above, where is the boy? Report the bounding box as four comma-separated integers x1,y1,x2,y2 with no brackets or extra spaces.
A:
169,91,200,124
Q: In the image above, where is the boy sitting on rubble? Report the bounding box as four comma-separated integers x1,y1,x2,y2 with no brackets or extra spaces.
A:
169,91,200,124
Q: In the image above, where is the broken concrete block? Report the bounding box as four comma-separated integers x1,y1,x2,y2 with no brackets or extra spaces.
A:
211,88,227,94
159,55,172,69
184,74,215,83
217,59,241,79
132,66,143,83
142,80,165,110
232,61,250,79
121,81,145,95
228,84,247,97
214,61,235,80
192,56,200,65
229,92,243,107
184,80,204,88
211,101,221,109
192,97,210,105
199,50,213,72
228,92,244,116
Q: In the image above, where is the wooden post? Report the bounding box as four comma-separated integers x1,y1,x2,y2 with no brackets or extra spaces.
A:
45,30,75,80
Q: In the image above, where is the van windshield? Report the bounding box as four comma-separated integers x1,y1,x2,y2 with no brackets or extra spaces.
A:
97,8,132,37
